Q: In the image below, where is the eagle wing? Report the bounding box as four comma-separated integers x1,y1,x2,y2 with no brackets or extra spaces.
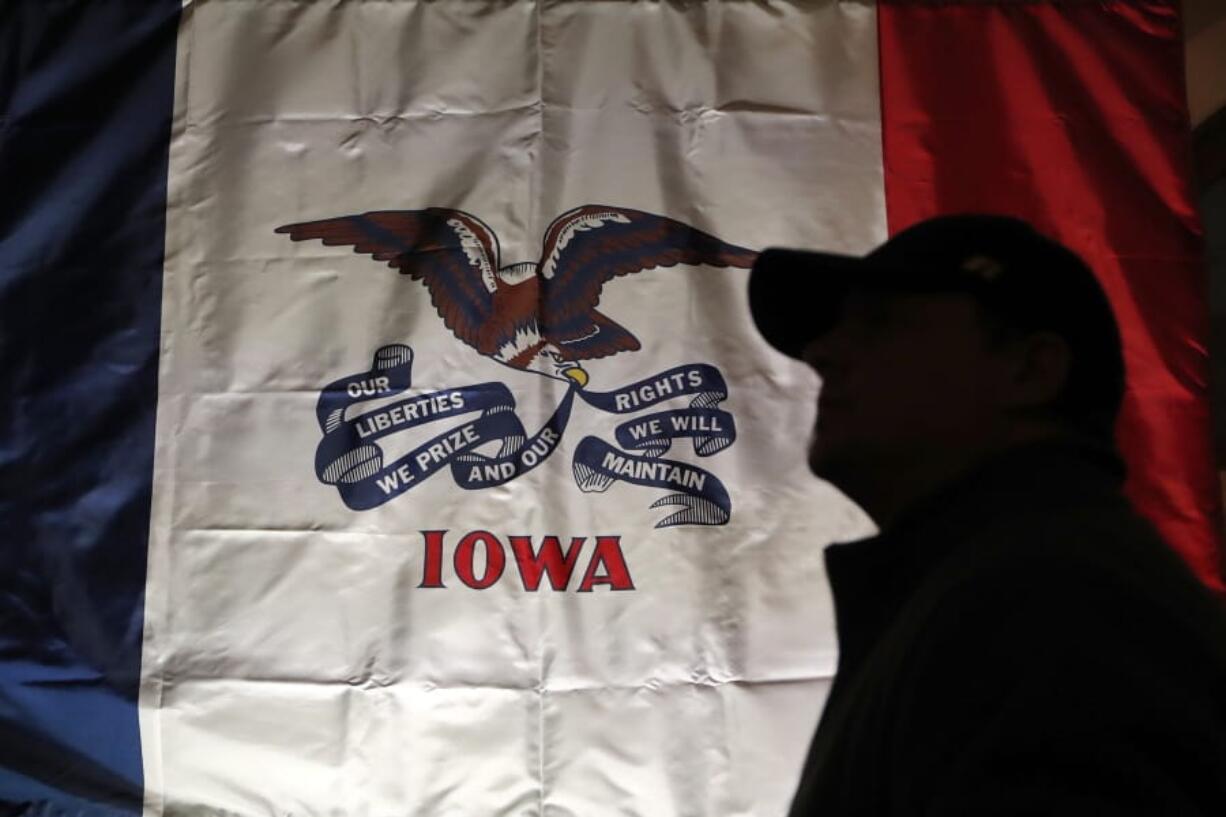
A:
275,209,499,350
554,309,642,361
537,205,758,349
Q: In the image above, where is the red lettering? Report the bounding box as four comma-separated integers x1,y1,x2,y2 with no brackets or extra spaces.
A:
418,529,447,588
509,535,585,591
577,536,634,592
454,530,506,589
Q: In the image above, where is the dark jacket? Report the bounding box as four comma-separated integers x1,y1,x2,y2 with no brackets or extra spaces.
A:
788,440,1226,816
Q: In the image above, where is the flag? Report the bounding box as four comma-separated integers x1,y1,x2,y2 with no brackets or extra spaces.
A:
2,2,1217,815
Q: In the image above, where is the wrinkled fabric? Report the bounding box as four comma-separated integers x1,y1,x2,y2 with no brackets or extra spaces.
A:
1,2,180,814
139,3,880,815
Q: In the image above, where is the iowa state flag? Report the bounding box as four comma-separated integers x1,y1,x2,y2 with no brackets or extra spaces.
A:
2,1,1218,815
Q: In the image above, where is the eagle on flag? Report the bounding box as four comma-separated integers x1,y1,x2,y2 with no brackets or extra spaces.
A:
276,204,757,387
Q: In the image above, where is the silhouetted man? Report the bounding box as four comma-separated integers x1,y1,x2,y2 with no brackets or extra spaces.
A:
748,215,1226,816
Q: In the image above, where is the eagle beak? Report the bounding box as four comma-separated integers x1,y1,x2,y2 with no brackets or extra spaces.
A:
562,366,589,389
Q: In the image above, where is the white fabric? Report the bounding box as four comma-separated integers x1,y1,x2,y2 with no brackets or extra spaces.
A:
141,1,883,814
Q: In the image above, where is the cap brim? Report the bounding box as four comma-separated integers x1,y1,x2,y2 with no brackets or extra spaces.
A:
749,246,981,358
748,248,867,359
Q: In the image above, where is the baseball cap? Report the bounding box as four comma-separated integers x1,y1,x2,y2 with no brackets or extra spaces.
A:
748,214,1126,434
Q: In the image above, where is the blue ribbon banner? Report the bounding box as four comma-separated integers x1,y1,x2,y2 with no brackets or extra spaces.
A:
314,344,736,527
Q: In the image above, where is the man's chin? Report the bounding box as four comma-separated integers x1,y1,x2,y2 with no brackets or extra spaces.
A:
807,439,840,481
808,437,862,488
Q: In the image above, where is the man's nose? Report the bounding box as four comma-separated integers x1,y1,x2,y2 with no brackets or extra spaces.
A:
801,337,823,370
801,330,842,374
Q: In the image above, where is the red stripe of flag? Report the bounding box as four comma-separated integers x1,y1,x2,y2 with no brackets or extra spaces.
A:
877,0,1224,594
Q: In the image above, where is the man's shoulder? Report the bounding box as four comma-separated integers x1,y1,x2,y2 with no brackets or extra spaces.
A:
910,497,1226,673
953,496,1208,606
882,499,1226,759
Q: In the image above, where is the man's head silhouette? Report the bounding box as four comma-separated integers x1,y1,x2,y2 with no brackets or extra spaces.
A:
752,214,1226,817
750,214,1124,528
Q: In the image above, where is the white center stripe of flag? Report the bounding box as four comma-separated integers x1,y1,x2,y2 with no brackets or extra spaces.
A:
140,3,882,815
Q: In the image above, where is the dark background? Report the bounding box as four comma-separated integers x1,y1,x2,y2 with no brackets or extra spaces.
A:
1184,0,1226,538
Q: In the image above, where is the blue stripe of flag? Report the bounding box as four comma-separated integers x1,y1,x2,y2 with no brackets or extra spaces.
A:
0,2,180,813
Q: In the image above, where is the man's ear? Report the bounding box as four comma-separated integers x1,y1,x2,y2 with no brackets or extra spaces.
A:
1000,331,1072,410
